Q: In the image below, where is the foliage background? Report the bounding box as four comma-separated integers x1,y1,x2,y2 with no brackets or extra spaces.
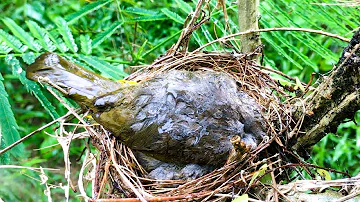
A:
0,0,359,201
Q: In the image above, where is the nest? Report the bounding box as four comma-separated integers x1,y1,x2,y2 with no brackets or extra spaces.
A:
78,47,302,201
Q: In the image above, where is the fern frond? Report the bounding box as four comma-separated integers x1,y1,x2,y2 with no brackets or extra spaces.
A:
0,72,24,157
80,35,92,55
47,30,68,52
262,1,338,62
141,30,182,58
5,55,59,120
54,17,78,53
0,136,10,164
175,0,193,13
262,34,304,70
2,18,42,52
65,0,112,25
124,15,168,23
200,26,218,50
0,29,27,53
261,21,317,71
77,54,128,80
92,22,123,48
124,7,160,16
26,20,56,52
0,39,13,54
161,8,184,24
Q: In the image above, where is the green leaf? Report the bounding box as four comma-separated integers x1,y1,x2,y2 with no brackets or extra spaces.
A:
317,168,332,181
92,21,123,48
124,7,159,16
0,72,24,157
261,21,318,70
232,194,248,202
142,29,182,58
5,55,59,120
54,17,78,53
21,52,36,65
261,1,338,62
77,54,127,80
2,18,42,52
0,29,28,53
135,40,148,60
249,164,267,186
0,38,13,54
47,30,68,52
175,0,193,14
262,35,304,70
26,20,56,52
161,8,184,24
80,35,92,55
124,15,168,23
0,136,10,164
65,0,112,24
200,26,217,50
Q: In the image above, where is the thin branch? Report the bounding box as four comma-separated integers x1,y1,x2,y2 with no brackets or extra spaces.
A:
194,27,350,52
0,111,72,156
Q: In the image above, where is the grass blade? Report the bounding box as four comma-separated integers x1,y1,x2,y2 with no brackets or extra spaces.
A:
65,0,112,24
5,55,59,120
92,21,123,48
0,72,24,157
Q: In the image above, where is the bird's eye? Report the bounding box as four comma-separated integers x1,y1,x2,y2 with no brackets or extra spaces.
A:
94,98,109,111
93,95,117,111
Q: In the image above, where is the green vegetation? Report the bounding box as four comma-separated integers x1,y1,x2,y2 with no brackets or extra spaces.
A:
0,0,359,200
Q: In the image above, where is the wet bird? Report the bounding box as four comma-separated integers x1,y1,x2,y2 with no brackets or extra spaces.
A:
26,52,267,179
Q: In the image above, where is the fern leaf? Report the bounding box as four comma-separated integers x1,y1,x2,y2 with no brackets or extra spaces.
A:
262,1,338,61
47,30,68,52
26,20,56,52
80,35,92,55
175,0,193,13
92,21,123,48
0,72,24,157
200,26,217,50
262,34,304,70
65,0,112,25
124,15,168,23
0,39,13,54
2,18,42,52
142,30,182,58
261,21,318,71
0,136,10,164
161,8,184,24
21,52,36,65
0,29,28,53
77,54,127,80
135,40,148,59
124,7,159,16
5,55,59,120
54,17,78,53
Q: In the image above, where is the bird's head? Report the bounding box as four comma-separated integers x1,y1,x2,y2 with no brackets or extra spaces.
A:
26,52,121,107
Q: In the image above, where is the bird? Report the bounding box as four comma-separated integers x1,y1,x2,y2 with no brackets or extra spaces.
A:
26,52,267,179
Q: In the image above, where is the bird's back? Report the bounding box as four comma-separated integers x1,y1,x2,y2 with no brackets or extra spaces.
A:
93,70,266,166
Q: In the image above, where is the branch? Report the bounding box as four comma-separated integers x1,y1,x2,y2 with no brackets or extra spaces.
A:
194,27,350,52
290,31,360,156
237,0,261,53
